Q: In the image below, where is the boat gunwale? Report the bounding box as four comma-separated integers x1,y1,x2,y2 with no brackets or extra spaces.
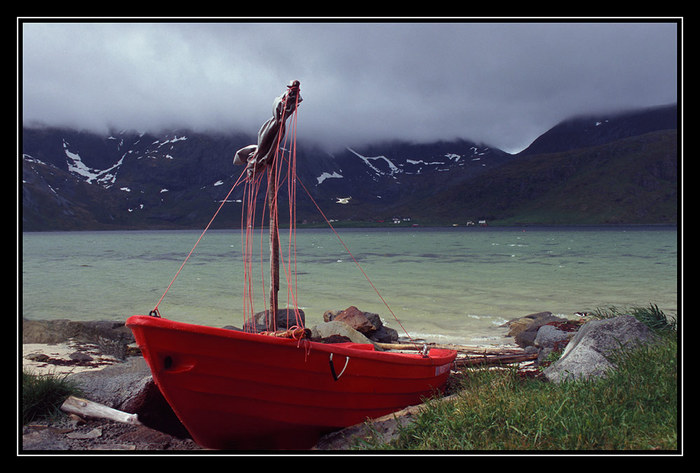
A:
126,314,457,366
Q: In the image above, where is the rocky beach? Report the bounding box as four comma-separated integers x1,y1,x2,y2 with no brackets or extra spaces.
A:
20,310,657,453
19,314,508,452
21,319,203,451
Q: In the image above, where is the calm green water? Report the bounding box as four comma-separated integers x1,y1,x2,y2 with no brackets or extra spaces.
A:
21,226,678,346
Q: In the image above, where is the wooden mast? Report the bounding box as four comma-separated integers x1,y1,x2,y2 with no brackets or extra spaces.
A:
268,159,279,325
267,80,300,330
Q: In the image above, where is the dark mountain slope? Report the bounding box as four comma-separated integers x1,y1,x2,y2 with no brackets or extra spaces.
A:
518,103,677,157
409,129,677,225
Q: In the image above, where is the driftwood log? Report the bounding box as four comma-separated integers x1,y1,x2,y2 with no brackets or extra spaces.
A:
375,342,537,368
376,341,528,355
453,353,538,367
61,395,141,425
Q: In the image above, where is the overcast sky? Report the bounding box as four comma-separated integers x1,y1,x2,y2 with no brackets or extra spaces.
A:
21,20,679,153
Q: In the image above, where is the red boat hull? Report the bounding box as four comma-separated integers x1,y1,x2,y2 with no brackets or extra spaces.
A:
126,315,456,450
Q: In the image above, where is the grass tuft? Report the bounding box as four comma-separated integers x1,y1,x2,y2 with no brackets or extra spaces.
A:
22,369,83,425
590,303,677,332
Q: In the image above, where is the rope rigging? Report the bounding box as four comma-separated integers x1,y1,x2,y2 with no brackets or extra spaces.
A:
150,80,414,343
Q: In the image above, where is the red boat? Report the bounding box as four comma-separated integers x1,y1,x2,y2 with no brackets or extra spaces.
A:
127,315,456,449
127,82,457,449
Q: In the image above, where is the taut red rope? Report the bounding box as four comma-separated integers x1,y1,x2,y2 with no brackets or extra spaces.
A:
151,82,411,343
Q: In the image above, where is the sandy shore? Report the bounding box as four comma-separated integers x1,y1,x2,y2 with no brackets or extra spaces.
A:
22,340,126,377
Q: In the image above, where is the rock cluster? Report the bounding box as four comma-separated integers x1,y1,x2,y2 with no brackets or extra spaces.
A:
317,306,399,345
502,311,583,366
502,311,657,383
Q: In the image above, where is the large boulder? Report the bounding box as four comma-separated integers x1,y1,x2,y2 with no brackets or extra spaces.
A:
543,315,655,383
67,357,152,411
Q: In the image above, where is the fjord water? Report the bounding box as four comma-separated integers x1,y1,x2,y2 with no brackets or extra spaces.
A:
22,226,677,346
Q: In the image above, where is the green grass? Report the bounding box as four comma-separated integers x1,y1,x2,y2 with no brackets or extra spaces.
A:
357,305,679,451
22,369,83,425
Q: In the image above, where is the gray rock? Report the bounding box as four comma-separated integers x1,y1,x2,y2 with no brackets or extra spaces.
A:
543,315,654,383
535,325,571,348
370,324,399,343
66,356,189,437
310,320,378,347
67,357,153,411
513,313,568,348
534,325,572,365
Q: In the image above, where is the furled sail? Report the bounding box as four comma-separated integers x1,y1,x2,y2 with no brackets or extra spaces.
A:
234,80,303,329
234,80,302,177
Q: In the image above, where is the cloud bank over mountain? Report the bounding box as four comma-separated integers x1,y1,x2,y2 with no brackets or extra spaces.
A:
21,21,678,153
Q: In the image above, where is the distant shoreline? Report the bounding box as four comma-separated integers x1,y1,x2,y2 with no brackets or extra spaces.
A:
21,222,679,233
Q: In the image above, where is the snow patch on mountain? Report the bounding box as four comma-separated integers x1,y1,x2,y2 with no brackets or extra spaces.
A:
155,135,188,148
316,171,343,184
63,140,124,188
347,148,401,179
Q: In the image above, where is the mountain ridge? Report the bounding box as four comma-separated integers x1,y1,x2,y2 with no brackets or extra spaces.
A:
20,103,678,230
